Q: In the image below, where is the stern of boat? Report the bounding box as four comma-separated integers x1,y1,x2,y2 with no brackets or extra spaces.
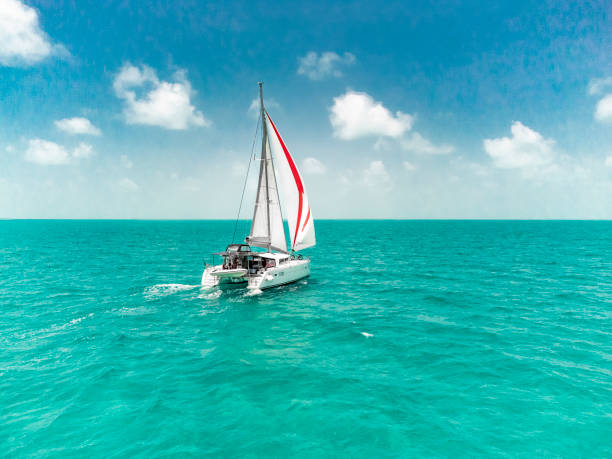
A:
201,264,221,288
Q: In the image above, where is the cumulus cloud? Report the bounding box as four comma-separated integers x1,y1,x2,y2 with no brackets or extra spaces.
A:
362,160,392,189
588,77,612,95
248,97,280,118
330,91,413,140
0,0,65,66
595,94,612,123
120,154,133,169
484,121,555,169
25,139,70,165
72,142,94,158
55,117,101,136
113,63,209,130
587,78,612,124
55,117,101,135
117,177,139,192
403,161,416,172
297,51,355,80
401,132,454,155
24,139,94,165
301,157,326,175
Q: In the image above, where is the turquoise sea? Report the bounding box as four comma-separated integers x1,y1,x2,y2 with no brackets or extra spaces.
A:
1,220,611,457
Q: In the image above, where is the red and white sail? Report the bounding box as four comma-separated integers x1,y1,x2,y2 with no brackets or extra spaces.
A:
265,112,316,251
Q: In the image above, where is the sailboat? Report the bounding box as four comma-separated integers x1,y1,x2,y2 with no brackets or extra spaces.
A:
201,83,315,291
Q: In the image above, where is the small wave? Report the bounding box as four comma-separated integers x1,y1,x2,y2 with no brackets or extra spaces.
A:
416,314,456,327
245,288,262,296
114,305,156,316
361,332,374,338
69,313,94,326
144,283,199,300
198,289,222,300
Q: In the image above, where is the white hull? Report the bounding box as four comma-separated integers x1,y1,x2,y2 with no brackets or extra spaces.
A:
201,257,310,290
201,265,247,288
247,258,310,290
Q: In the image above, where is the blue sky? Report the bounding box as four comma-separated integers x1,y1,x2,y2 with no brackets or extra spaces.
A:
1,0,611,218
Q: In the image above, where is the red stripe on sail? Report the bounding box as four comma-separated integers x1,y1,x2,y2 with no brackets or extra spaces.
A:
294,196,303,247
301,207,311,232
266,113,304,248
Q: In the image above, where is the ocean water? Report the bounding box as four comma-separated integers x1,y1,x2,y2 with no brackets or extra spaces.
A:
1,220,611,457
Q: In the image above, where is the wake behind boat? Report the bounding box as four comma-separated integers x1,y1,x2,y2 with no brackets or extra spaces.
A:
202,83,315,291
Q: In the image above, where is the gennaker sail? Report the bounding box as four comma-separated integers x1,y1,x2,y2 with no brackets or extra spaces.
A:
265,112,315,252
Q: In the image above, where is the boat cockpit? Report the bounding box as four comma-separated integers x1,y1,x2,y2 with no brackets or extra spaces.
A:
215,244,290,275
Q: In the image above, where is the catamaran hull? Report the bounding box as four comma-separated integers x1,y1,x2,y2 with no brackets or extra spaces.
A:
201,265,247,288
247,258,310,290
201,259,310,290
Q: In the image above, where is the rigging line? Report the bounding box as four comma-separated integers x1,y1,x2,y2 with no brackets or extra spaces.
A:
231,112,261,244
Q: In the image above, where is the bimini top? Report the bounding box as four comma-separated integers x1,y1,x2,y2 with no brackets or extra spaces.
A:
226,244,251,252
214,244,251,256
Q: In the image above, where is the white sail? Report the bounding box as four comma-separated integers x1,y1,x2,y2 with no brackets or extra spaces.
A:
265,112,316,251
249,129,288,252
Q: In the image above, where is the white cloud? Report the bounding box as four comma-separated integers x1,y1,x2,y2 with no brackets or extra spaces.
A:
588,77,612,95
24,139,95,165
373,137,392,151
301,157,326,175
362,160,392,189
55,117,101,136
248,97,280,118
330,91,413,140
117,177,139,192
0,0,66,66
113,63,209,130
403,161,416,172
483,121,555,169
595,94,612,123
25,139,70,165
400,132,454,155
605,156,612,167
297,51,355,80
72,142,94,158
120,154,133,169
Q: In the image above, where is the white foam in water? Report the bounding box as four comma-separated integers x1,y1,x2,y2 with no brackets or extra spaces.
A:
144,283,199,300
198,289,222,300
361,332,374,338
70,313,94,325
245,288,263,296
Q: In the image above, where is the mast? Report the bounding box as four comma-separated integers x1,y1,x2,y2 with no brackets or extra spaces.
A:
248,83,288,253
259,82,272,252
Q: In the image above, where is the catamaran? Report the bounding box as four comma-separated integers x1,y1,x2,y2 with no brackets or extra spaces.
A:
202,83,315,291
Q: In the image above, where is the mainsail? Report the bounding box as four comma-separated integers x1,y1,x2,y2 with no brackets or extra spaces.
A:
248,101,288,253
265,112,316,251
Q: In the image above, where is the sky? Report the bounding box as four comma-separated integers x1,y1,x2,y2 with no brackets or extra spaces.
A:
0,0,611,219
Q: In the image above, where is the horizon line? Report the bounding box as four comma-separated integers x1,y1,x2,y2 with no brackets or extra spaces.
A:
2,218,612,222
